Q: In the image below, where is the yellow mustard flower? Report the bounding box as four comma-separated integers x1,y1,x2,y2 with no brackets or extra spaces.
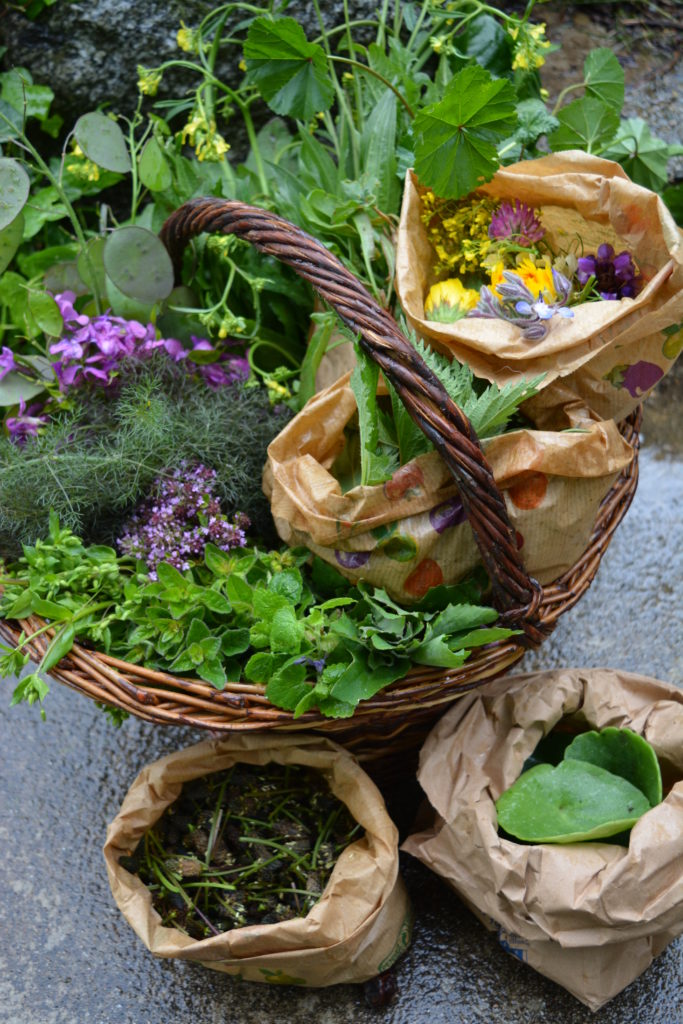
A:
66,143,100,182
508,21,552,72
177,21,197,53
421,191,498,276
137,65,162,96
180,112,230,162
424,278,480,323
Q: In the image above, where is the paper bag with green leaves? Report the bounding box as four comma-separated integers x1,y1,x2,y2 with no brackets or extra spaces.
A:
396,152,683,423
402,668,683,1010
263,351,633,603
104,733,411,987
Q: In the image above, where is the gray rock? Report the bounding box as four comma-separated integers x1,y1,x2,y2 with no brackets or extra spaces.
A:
2,0,377,149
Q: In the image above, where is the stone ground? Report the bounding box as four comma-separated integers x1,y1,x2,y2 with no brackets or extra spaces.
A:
1,3,682,1022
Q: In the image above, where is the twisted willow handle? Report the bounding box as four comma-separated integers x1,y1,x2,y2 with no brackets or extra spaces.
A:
160,198,547,643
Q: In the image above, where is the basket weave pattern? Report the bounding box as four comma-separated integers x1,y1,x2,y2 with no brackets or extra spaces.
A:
0,200,641,767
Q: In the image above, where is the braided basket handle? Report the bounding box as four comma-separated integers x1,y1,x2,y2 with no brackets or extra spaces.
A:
160,198,547,644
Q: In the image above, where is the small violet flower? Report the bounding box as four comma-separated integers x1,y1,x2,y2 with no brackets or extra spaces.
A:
0,346,18,382
576,244,642,300
6,399,49,444
489,200,545,247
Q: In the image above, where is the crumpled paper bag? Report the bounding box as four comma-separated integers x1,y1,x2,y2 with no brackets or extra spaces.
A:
104,733,412,986
396,152,683,422
402,668,683,1010
263,372,633,601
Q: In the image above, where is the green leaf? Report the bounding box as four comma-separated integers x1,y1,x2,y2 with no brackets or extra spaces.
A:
27,290,63,336
564,728,662,807
31,597,73,621
265,661,309,710
330,647,409,704
548,97,620,155
583,48,624,113
360,88,398,213
40,621,76,673
298,132,338,194
103,226,174,305
244,17,334,121
414,66,517,199
74,112,132,173
0,158,30,231
662,182,683,226
462,13,512,76
198,587,232,616
21,185,69,240
10,672,50,709
0,99,23,141
0,211,24,274
269,604,304,654
297,311,337,409
602,117,678,192
0,366,49,407
511,98,559,148
197,659,227,690
268,568,303,606
349,343,380,486
245,651,275,683
496,760,651,843
411,635,468,668
220,628,251,657
138,136,172,192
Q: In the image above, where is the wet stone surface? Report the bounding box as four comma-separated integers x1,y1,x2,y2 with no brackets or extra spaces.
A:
1,373,681,1024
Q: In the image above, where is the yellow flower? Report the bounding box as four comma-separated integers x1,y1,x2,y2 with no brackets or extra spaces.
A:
488,261,506,296
424,278,480,322
508,21,552,72
421,192,498,277
66,143,100,182
516,257,556,299
177,21,197,53
180,112,230,162
239,59,247,72
137,65,162,96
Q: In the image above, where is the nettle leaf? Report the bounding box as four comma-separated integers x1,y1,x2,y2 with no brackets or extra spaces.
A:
548,97,619,155
496,760,651,843
583,48,624,112
414,66,517,199
0,158,30,231
564,728,662,807
602,117,680,193
244,17,334,121
74,112,132,174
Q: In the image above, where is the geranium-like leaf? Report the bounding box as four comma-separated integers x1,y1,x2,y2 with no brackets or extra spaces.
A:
548,97,619,154
244,17,334,121
496,760,651,843
74,112,132,174
414,66,517,199
512,98,559,147
564,727,662,807
602,117,683,192
584,48,624,112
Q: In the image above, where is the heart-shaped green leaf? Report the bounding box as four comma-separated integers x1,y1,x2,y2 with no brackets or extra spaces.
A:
414,66,517,199
496,760,651,843
244,17,334,121
564,727,662,807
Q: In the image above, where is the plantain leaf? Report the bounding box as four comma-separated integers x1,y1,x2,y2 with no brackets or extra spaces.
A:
244,17,334,121
414,66,517,199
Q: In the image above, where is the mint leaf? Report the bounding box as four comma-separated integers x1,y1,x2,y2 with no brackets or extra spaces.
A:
584,48,624,112
269,604,305,654
548,97,619,154
414,66,517,199
268,568,303,606
244,17,334,121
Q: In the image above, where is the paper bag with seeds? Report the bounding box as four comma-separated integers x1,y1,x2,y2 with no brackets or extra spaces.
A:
104,733,411,987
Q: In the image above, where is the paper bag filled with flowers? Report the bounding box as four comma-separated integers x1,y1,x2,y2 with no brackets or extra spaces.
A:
396,152,683,423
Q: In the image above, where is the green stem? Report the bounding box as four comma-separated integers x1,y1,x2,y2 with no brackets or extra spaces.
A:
328,56,415,118
552,81,585,115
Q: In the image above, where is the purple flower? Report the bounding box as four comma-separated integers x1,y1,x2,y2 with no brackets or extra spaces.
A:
117,461,250,576
469,268,574,341
489,200,545,247
6,399,49,443
0,347,18,382
576,244,642,300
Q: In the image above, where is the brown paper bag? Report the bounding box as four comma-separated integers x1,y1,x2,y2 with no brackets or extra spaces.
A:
402,668,683,1010
263,372,633,601
396,153,683,422
104,733,412,986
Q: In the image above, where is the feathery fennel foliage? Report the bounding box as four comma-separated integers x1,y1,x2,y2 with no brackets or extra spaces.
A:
0,358,290,557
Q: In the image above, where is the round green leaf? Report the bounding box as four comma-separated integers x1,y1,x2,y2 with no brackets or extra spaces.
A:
0,210,24,274
0,158,30,231
76,236,107,298
138,137,172,192
564,727,662,807
44,259,89,297
74,112,132,174
496,760,651,843
103,225,174,304
27,290,63,336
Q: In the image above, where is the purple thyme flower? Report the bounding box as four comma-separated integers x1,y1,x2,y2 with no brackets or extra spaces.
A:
5,399,49,444
576,244,643,300
469,269,574,341
117,461,250,577
0,346,18,382
489,200,545,247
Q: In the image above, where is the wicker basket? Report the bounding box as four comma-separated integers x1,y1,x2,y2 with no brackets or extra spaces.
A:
0,199,641,778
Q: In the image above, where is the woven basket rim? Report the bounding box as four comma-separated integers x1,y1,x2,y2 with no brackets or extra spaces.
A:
0,409,640,737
